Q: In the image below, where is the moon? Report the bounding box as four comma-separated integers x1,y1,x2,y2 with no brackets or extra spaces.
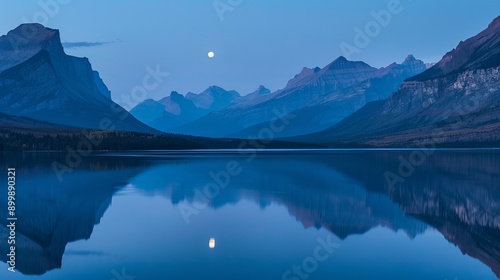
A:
208,51,215,58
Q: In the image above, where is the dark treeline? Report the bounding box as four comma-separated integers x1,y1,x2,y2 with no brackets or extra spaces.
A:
0,129,206,151
2,128,495,151
0,129,318,151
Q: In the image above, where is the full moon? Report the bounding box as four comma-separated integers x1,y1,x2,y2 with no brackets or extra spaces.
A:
208,51,215,58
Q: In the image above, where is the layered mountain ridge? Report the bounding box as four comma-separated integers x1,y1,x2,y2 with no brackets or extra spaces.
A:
135,55,427,138
296,16,500,146
2,16,499,147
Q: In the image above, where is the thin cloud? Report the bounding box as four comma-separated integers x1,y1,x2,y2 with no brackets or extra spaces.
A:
62,40,120,49
64,250,108,256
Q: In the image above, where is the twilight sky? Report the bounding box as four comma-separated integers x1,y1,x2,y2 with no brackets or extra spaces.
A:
1,0,499,109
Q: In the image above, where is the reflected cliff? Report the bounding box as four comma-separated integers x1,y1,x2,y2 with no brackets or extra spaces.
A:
0,153,151,275
129,150,500,278
323,150,500,277
130,155,428,239
0,150,498,278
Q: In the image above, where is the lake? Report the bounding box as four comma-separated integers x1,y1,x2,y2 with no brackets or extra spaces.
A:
0,150,499,280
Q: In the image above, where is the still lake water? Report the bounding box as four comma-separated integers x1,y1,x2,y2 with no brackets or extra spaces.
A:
0,150,499,280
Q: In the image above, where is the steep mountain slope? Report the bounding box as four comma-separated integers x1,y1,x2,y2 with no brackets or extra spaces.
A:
0,112,76,131
301,16,500,146
410,16,500,81
233,55,426,137
0,24,156,133
175,57,382,137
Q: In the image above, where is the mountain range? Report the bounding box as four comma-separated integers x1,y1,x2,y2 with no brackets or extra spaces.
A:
1,16,499,148
132,55,428,138
295,16,500,146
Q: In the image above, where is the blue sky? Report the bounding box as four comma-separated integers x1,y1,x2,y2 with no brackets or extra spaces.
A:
1,0,499,108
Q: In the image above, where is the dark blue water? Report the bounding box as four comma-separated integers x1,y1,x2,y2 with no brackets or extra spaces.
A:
0,150,499,280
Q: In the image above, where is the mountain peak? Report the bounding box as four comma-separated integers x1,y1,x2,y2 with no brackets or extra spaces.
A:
324,56,368,71
204,85,234,95
185,85,240,110
334,56,348,62
286,67,318,88
7,23,58,43
249,85,271,96
488,15,500,28
326,56,349,68
409,15,500,81
4,23,61,52
256,85,270,91
404,54,416,62
0,24,154,133
0,24,63,72
167,91,185,102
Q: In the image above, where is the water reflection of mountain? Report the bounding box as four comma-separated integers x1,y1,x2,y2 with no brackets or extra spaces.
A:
131,157,428,239
0,155,148,275
393,153,500,278
1,151,499,277
323,150,500,278
131,151,500,277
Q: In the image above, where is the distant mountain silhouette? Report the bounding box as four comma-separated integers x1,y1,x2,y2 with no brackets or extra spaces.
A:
131,86,242,131
151,55,424,138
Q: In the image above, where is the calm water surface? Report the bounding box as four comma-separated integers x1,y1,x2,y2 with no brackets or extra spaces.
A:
0,150,499,280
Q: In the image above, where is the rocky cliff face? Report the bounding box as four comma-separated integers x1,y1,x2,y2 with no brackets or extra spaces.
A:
0,24,155,133
383,67,500,115
382,15,500,118
305,16,500,146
